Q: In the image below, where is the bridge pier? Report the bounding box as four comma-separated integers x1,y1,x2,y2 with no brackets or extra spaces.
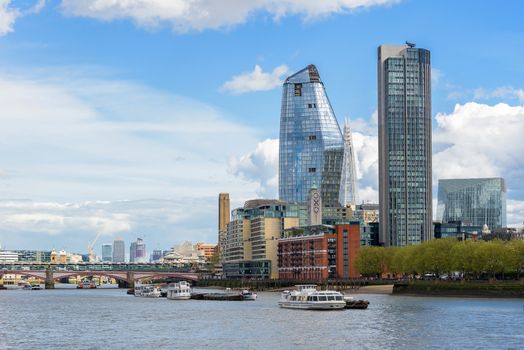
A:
45,268,54,289
127,271,135,289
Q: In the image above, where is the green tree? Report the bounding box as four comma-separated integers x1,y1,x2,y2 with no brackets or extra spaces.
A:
355,246,390,277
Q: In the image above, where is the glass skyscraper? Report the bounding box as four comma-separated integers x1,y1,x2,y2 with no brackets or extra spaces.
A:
378,44,432,246
437,178,507,229
279,64,345,206
112,238,125,262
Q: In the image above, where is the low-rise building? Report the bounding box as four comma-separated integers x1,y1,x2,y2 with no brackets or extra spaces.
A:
278,222,361,281
222,199,300,279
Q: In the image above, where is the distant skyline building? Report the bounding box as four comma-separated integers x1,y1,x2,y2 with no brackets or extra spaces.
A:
101,243,112,262
129,238,146,263
112,238,125,263
437,178,507,229
339,118,359,207
279,64,345,206
378,43,432,246
150,249,163,263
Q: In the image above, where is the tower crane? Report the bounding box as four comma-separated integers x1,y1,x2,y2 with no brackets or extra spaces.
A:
87,232,102,263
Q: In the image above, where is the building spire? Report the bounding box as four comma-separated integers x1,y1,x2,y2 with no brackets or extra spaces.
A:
339,117,359,207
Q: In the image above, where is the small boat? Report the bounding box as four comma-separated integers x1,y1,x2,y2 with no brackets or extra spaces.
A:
344,296,369,309
31,284,42,290
134,285,162,298
167,281,192,300
278,285,346,310
77,280,97,289
241,289,257,301
22,283,33,290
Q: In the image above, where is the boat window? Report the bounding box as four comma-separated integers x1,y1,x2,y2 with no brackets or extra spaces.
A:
319,296,327,301
335,296,343,301
327,295,335,301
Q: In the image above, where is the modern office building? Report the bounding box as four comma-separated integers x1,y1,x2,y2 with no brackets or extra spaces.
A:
437,178,507,229
278,222,361,281
218,193,230,261
222,199,300,279
150,249,163,263
279,64,346,206
130,238,146,263
101,244,112,262
378,43,432,246
112,238,125,263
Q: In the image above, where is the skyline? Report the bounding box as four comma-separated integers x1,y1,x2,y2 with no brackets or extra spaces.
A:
1,0,524,252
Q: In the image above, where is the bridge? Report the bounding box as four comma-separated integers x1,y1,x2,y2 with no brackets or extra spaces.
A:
0,262,200,289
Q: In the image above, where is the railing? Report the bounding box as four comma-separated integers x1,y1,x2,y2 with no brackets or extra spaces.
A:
0,262,195,272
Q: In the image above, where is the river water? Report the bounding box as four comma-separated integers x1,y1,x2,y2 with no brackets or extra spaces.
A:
0,286,522,349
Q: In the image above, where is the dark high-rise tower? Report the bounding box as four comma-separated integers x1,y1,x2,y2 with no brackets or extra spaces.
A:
279,64,345,206
378,44,432,246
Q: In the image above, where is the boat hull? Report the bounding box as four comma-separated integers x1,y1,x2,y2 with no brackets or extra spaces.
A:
167,295,191,300
278,301,346,310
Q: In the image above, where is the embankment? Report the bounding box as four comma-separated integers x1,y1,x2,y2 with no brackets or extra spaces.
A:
393,281,524,298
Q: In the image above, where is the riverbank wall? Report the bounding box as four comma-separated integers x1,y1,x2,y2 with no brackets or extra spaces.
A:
393,281,524,298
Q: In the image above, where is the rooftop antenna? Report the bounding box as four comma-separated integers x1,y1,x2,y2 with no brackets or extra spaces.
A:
406,41,416,48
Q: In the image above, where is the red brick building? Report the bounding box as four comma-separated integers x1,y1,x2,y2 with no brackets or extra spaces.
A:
278,223,360,281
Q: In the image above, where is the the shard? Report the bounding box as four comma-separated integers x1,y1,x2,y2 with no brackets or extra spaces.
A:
339,118,359,207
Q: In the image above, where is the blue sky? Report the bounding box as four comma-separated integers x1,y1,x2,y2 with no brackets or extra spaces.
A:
0,0,523,255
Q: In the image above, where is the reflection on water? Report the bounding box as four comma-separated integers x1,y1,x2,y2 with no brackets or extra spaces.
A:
0,288,522,349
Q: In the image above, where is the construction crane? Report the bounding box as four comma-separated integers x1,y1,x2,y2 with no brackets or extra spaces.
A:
87,232,102,263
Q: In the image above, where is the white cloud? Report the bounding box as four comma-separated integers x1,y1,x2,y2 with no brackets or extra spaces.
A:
228,138,279,197
0,68,269,251
0,198,218,253
0,0,19,35
507,200,524,227
60,0,400,33
433,102,524,184
221,64,289,95
434,102,524,224
0,0,46,36
228,113,380,203
473,86,524,102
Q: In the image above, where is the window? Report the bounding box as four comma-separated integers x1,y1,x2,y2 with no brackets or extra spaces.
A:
308,168,316,173
294,83,302,96
308,135,316,140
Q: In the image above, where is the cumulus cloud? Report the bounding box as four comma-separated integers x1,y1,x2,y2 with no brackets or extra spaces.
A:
434,102,524,224
60,0,399,32
221,64,289,95
228,138,279,197
433,103,524,190
228,113,380,203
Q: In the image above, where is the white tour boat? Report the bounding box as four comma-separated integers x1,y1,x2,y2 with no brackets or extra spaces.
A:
167,281,192,300
278,285,346,310
134,285,162,298
241,289,257,301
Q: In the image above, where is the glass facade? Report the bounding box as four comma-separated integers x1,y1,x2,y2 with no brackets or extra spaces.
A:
437,178,507,229
279,65,345,206
378,45,432,246
339,119,359,207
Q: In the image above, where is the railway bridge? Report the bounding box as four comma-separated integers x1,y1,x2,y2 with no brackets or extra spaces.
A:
0,262,200,289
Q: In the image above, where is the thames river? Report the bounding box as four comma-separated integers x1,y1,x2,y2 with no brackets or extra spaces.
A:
0,286,522,349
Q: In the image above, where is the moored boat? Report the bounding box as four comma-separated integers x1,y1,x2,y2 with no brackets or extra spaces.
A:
77,280,97,289
241,289,257,301
167,281,192,300
278,285,346,310
134,285,162,298
344,296,369,309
